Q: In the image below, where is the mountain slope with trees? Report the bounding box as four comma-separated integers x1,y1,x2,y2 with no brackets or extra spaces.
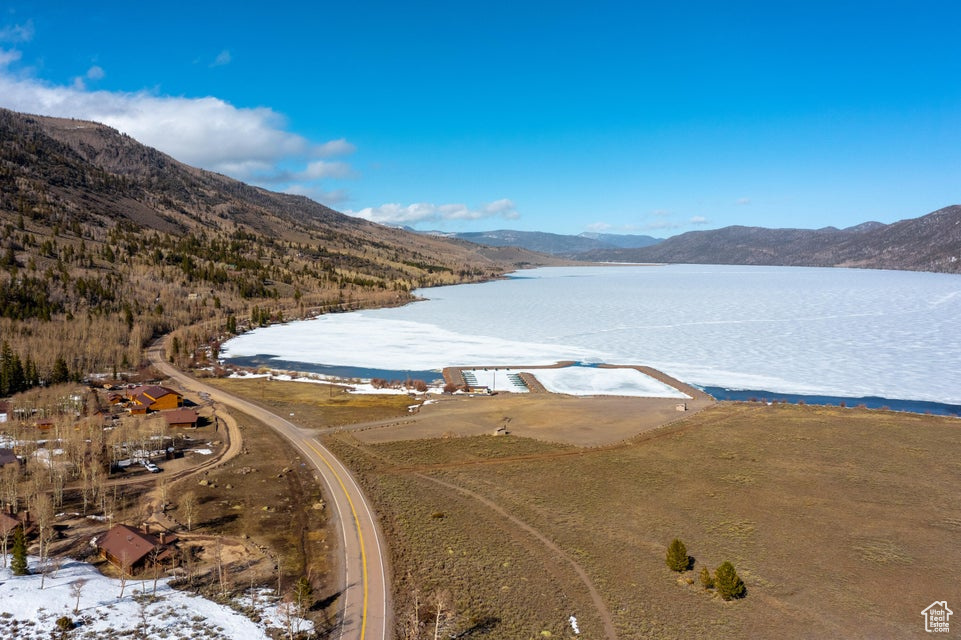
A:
0,108,556,385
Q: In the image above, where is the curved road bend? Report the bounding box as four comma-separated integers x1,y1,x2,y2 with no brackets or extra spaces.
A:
147,342,390,640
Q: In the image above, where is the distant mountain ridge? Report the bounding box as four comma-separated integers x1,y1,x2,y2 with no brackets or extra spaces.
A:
578,206,961,273
420,228,662,255
431,208,961,273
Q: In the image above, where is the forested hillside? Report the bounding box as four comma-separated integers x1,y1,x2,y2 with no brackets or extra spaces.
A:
0,108,551,386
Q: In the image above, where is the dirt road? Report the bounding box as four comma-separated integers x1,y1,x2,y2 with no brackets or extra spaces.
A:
147,341,389,640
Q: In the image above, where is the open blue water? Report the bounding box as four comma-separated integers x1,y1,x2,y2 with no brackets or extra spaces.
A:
700,386,961,417
225,354,442,384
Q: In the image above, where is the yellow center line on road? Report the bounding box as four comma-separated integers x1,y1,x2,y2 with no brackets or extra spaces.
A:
306,439,370,640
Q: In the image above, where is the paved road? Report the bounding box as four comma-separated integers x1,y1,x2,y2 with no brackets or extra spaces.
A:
147,342,390,640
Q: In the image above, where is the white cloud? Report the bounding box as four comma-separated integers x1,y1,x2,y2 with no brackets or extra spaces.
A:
0,20,34,43
480,198,519,218
689,215,709,225
0,55,356,198
210,50,231,67
0,48,21,67
70,65,105,91
735,197,751,205
316,138,356,157
300,160,353,180
347,199,520,225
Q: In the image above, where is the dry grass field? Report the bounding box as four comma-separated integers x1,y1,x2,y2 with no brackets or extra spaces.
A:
166,406,333,601
333,403,961,639
209,378,961,638
203,377,415,428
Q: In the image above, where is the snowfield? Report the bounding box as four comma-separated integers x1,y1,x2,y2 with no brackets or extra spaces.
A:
0,557,311,640
222,265,961,404
462,366,692,398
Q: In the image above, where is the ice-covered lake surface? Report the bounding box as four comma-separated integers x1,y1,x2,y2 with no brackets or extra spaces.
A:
222,265,961,408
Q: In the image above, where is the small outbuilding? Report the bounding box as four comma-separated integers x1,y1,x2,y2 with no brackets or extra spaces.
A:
163,408,199,429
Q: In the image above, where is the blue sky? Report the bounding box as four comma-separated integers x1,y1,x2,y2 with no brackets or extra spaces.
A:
0,1,958,236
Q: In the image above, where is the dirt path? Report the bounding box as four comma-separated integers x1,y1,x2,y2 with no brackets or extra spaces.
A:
139,407,243,529
416,473,619,640
95,406,242,495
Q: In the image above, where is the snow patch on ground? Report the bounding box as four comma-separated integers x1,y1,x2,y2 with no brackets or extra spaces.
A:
462,367,690,398
0,556,311,640
228,369,441,395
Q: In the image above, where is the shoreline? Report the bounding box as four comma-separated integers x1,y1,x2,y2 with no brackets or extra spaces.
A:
219,356,961,419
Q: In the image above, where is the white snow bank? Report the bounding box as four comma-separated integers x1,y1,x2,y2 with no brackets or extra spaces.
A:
0,556,311,639
463,367,691,398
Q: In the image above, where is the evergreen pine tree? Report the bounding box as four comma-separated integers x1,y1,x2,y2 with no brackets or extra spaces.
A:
293,575,314,616
714,561,746,600
11,526,29,576
0,340,11,395
8,353,25,393
699,566,714,589
25,356,38,388
51,356,70,385
665,538,690,572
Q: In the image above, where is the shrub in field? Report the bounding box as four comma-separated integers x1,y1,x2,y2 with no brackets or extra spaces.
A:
699,566,714,589
56,616,75,631
665,538,691,572
714,561,746,600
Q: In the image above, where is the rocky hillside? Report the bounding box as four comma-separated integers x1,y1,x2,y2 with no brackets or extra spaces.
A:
0,108,556,384
579,206,961,273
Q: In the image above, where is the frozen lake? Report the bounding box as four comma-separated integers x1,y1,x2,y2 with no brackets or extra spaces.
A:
222,265,961,406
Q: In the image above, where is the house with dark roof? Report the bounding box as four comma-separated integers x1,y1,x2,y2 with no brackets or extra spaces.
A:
0,512,21,538
0,508,36,539
97,523,178,572
0,448,18,468
163,408,199,428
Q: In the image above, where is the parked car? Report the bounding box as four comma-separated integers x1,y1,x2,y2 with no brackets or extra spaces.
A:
143,461,161,473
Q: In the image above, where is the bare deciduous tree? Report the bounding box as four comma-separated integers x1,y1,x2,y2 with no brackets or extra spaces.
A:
118,550,131,599
32,492,54,589
70,578,87,614
432,589,453,640
180,492,197,532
